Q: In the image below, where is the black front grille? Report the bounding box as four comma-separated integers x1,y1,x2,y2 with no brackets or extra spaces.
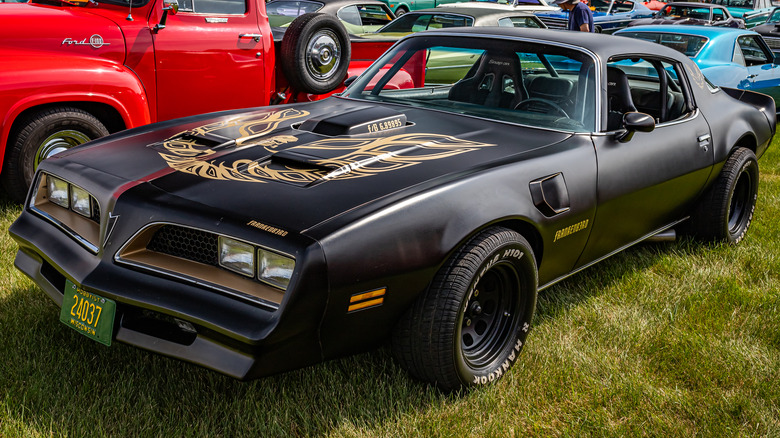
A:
147,225,218,266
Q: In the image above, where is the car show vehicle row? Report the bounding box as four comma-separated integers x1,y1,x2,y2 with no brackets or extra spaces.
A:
10,27,775,390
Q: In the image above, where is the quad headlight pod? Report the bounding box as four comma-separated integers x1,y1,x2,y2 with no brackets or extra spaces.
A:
258,248,295,290
41,174,96,218
218,236,296,290
47,175,70,209
218,236,255,277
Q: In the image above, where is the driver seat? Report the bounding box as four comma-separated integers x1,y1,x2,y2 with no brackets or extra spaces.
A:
449,51,527,109
607,66,637,131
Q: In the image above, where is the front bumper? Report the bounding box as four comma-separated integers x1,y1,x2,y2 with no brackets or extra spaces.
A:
9,188,329,380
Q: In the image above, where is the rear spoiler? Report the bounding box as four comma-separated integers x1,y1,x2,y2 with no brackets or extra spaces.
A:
721,87,776,135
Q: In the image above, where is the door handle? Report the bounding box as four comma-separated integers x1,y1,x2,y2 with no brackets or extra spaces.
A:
238,33,262,42
747,74,758,79
697,134,711,152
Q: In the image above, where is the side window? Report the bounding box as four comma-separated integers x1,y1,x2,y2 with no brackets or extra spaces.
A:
606,57,692,130
357,5,393,28
497,16,543,28
337,5,363,27
185,0,246,14
737,35,771,66
612,0,633,13
712,8,725,20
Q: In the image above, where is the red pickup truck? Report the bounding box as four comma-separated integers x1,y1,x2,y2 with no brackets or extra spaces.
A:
0,0,393,201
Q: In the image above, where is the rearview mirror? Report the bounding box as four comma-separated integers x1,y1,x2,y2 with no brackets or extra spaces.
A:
153,0,179,32
616,112,655,142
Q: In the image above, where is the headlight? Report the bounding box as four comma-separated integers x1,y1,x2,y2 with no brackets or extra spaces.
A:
218,236,255,277
70,185,92,217
47,176,70,208
258,248,295,289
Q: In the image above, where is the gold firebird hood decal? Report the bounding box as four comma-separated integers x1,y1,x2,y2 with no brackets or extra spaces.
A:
156,109,496,184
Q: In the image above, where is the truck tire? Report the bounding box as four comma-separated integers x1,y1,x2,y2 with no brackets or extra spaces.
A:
280,13,351,95
395,6,408,16
684,147,758,244
2,106,108,203
392,227,537,391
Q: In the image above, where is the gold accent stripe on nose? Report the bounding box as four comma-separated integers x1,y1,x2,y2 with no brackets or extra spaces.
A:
348,297,385,313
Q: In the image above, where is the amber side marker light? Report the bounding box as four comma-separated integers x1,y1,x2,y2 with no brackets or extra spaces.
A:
348,288,386,312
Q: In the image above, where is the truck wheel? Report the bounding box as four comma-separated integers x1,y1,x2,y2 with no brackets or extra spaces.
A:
280,13,351,95
392,227,537,391
684,147,758,244
2,107,108,203
395,6,408,16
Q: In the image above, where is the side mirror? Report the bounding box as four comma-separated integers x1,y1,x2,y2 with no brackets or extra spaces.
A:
616,112,655,142
154,0,179,33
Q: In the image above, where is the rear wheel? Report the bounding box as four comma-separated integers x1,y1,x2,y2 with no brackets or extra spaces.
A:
2,107,108,203
392,227,537,391
685,147,758,244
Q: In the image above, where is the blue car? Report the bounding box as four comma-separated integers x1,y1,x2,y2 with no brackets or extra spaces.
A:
536,0,654,33
616,25,780,112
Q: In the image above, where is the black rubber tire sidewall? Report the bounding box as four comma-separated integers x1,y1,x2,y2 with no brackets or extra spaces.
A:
2,107,108,203
453,231,537,388
280,13,351,95
391,227,537,391
685,147,758,244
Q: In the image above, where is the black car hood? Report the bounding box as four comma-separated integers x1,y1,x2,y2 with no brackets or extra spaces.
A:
55,99,572,233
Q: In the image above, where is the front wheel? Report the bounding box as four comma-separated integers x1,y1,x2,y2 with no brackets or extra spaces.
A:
2,107,108,203
392,227,537,391
395,6,408,16
685,147,758,244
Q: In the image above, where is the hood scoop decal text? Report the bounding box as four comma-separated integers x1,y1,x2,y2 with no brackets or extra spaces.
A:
298,106,408,137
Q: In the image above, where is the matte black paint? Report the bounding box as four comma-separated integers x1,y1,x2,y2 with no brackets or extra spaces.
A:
9,29,775,379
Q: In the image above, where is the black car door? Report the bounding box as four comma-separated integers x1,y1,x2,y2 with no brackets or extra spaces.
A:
577,57,714,266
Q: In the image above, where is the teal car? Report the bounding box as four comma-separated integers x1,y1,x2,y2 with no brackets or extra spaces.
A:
616,25,780,112
710,0,777,28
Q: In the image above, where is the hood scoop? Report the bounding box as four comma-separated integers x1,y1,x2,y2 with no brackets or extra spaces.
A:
298,106,408,136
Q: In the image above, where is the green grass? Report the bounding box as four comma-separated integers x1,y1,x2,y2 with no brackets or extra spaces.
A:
1,141,779,437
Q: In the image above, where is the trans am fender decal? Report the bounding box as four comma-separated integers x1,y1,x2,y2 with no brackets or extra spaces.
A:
155,109,496,185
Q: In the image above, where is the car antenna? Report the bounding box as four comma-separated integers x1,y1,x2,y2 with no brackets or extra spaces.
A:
126,0,134,21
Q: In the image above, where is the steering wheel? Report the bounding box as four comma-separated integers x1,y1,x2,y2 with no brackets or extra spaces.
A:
515,98,570,118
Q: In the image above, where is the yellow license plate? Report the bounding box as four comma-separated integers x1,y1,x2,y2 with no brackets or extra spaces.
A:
59,280,116,346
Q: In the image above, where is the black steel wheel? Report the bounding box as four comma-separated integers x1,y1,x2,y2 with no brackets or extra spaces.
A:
280,13,351,95
685,147,758,244
2,106,108,203
392,227,537,391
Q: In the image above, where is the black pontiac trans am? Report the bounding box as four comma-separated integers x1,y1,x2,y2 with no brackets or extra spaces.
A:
10,27,775,391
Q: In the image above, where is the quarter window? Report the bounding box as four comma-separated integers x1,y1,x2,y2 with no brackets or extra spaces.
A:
737,35,772,66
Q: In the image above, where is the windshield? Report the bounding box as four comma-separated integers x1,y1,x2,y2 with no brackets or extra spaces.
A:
378,13,475,33
769,8,780,21
342,35,597,132
660,5,712,19
618,32,708,57
711,0,753,8
590,0,613,13
267,0,324,26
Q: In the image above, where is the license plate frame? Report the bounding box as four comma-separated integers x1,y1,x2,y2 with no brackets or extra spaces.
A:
59,280,116,346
